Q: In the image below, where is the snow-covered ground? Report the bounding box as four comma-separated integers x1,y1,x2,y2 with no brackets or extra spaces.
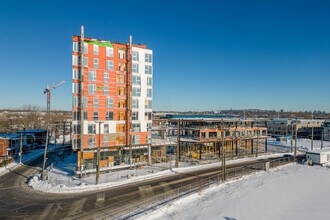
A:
29,152,289,193
0,144,65,177
137,164,330,220
28,138,330,194
267,138,330,152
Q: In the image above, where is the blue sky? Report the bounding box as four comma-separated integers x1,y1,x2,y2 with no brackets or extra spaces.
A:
0,0,329,112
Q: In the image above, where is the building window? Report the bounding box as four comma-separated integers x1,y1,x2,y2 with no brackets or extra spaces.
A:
93,98,98,108
147,123,152,131
88,84,96,94
73,96,78,108
132,51,139,61
73,83,78,93
147,77,152,86
106,47,113,57
116,124,125,133
145,100,152,109
117,112,126,120
106,60,114,70
116,74,125,84
145,112,152,120
132,135,140,144
93,44,99,55
147,89,152,98
73,124,81,134
84,43,88,54
72,55,78,66
145,65,152,74
132,76,141,86
93,112,98,120
118,50,125,59
88,71,96,81
116,87,125,96
118,62,125,71
106,112,113,120
84,57,88,67
132,88,141,97
88,124,96,134
146,134,151,143
93,58,99,68
145,53,152,63
72,69,80,80
103,135,109,147
118,100,126,108
73,42,79,52
132,63,139,73
83,97,88,108
132,111,139,120
104,124,109,133
106,98,114,108
132,99,139,108
104,86,109,95
132,123,141,132
84,112,88,120
88,137,95,148
73,111,81,120
104,72,109,82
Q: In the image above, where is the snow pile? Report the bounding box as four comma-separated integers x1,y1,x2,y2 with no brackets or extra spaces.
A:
137,164,330,220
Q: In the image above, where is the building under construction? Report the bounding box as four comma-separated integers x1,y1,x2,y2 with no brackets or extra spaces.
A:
72,27,153,171
152,117,268,163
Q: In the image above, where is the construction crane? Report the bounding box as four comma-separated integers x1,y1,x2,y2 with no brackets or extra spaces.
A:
41,80,65,181
44,80,65,116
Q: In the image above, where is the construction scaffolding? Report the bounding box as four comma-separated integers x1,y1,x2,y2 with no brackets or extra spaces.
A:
151,118,269,164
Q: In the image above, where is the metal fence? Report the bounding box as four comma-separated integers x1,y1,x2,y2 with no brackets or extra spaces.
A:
99,156,295,220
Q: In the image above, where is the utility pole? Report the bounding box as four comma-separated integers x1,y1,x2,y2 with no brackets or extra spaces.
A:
127,35,133,165
54,125,57,146
290,122,293,153
95,121,103,185
63,121,66,146
294,124,298,159
79,25,85,175
311,112,314,150
41,80,65,181
19,130,23,164
321,130,324,149
175,119,180,168
221,129,226,181
256,130,259,157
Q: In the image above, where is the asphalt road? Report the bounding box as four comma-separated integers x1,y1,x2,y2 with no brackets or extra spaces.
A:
0,154,294,220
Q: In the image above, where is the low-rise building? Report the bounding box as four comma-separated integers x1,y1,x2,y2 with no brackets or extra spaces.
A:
306,149,330,165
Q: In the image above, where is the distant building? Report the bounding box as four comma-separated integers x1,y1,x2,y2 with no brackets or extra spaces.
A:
267,118,324,139
323,120,330,141
0,129,46,157
72,27,153,171
0,134,20,157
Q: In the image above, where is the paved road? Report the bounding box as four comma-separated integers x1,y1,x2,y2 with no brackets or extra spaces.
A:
0,155,293,219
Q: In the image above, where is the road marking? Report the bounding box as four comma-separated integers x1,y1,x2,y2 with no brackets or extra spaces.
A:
138,185,154,198
67,197,87,217
39,203,55,219
96,192,105,207
0,185,22,191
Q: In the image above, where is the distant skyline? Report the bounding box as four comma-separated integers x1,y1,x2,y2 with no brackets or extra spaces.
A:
0,0,329,112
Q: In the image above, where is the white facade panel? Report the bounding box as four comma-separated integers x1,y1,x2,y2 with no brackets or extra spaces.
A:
132,46,153,133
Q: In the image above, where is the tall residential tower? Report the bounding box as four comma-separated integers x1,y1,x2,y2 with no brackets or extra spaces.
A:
72,27,152,171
